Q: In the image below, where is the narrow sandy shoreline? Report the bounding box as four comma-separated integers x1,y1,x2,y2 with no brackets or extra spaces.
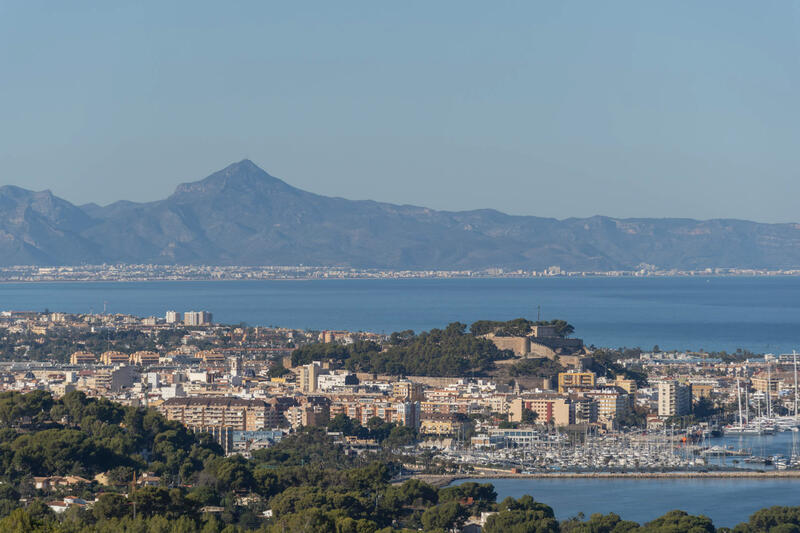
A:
412,470,800,487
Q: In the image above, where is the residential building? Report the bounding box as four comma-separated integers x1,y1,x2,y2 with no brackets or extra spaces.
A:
232,430,284,455
360,401,419,428
100,351,129,365
285,397,330,429
657,381,692,417
69,352,96,365
558,371,596,393
317,371,358,391
110,366,139,393
573,397,598,424
613,377,638,394
689,380,717,400
184,311,213,326
195,351,226,364
510,395,574,426
130,351,160,366
584,388,630,422
299,363,321,394
393,380,425,402
421,400,474,416
419,413,468,436
752,375,780,395
33,476,91,492
160,397,276,431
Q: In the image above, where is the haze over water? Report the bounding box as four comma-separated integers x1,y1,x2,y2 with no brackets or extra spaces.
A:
2,276,799,353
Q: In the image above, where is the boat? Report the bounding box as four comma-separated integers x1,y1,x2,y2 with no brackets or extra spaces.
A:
724,424,766,436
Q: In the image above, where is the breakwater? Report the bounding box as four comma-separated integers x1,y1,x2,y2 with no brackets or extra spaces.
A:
414,469,800,488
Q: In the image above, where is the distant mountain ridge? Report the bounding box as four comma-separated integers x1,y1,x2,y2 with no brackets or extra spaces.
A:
2,159,800,269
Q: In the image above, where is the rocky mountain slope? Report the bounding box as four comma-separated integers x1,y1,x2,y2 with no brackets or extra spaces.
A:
2,160,799,269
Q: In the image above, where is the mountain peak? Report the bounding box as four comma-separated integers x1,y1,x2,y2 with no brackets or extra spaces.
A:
171,159,289,198
230,158,258,170
0,185,66,211
0,184,50,198
2,161,799,270
212,158,261,177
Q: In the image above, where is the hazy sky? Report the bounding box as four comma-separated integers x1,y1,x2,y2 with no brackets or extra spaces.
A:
1,2,799,222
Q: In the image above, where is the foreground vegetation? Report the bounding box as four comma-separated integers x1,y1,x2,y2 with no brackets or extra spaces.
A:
0,391,799,532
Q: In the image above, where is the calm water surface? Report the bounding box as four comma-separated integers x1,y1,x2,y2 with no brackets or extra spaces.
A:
1,277,800,352
3,276,800,523
455,477,800,527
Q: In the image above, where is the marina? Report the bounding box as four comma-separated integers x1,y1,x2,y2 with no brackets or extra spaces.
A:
428,417,800,475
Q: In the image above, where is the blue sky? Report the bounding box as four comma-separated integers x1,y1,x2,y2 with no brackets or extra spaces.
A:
1,2,799,222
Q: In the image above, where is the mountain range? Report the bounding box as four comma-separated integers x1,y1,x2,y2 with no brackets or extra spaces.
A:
1,159,799,270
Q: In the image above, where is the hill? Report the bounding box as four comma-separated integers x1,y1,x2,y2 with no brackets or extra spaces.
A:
2,159,800,269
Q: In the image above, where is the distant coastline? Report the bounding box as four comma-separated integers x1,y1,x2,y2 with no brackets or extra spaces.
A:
2,264,800,283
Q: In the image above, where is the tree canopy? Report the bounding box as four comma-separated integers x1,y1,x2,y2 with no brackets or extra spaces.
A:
293,322,510,376
470,318,575,338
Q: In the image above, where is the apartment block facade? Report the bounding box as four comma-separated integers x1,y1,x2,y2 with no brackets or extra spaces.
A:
160,397,278,431
657,381,692,417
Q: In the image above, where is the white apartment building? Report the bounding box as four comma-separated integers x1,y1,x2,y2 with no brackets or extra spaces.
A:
657,380,692,417
184,311,213,326
299,363,321,394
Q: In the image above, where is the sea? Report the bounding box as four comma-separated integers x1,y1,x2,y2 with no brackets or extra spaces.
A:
449,431,800,527
472,431,800,527
4,275,800,522
1,276,799,353
454,476,800,528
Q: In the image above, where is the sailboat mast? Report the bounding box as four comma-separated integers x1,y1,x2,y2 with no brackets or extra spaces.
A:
737,378,743,427
768,363,773,419
746,385,750,424
793,350,798,419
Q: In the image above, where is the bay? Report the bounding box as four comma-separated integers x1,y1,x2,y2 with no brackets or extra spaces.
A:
456,476,800,528
1,276,799,353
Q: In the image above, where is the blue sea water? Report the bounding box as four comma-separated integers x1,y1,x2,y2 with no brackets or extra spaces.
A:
458,430,800,526
1,276,799,353
455,476,800,528
454,433,800,526
3,276,800,521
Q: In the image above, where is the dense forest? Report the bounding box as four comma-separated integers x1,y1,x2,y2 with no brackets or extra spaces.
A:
1,391,800,532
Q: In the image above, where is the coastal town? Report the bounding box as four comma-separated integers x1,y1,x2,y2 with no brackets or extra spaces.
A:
3,308,799,483
6,1,800,530
2,264,800,282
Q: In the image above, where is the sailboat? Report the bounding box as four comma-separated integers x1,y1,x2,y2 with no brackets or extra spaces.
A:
725,378,764,435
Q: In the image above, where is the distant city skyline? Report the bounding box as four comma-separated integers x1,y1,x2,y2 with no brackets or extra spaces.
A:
2,2,800,222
